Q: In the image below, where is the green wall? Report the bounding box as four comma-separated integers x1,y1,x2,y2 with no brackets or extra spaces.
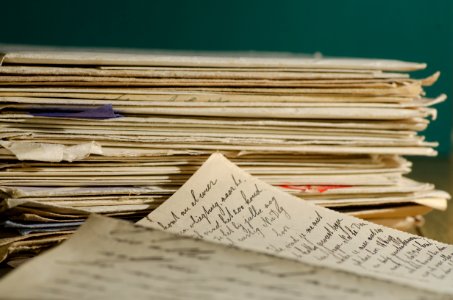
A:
1,0,452,155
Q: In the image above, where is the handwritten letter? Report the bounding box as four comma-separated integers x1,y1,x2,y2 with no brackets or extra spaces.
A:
139,153,453,294
0,215,448,299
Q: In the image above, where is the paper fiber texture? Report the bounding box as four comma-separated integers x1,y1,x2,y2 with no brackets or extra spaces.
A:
0,214,450,300
140,153,453,294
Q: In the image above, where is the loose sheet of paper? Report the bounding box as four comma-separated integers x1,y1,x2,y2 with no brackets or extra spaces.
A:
1,49,427,70
0,215,449,300
139,153,453,294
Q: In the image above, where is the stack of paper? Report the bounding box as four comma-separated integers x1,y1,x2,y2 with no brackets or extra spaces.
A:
1,155,453,299
0,48,449,262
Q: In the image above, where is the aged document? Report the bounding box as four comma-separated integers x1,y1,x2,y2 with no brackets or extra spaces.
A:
0,47,448,263
139,153,453,294
0,214,450,300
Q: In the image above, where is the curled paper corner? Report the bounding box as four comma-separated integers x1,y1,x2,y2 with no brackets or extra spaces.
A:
421,71,441,87
422,107,438,120
413,198,448,211
0,52,5,66
432,93,448,106
0,140,103,162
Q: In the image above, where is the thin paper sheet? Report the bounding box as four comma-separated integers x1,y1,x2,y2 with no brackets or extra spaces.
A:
1,49,427,70
0,215,449,300
139,153,453,294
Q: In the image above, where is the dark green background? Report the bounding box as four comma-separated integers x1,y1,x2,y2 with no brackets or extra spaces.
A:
1,0,451,155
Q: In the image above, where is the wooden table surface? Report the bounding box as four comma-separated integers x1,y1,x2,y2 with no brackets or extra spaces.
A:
0,157,452,276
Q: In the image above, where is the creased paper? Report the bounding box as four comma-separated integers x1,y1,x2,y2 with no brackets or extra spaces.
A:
0,141,102,162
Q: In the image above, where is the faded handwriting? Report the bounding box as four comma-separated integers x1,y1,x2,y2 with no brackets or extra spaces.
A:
0,215,446,300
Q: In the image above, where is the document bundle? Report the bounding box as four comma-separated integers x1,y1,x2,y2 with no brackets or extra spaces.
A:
0,48,449,263
0,154,452,299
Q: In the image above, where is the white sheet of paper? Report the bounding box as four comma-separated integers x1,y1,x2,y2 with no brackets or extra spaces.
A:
0,141,103,162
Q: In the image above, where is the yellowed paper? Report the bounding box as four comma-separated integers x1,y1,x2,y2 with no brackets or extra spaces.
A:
0,65,411,79
0,87,419,103
0,113,429,131
0,215,449,299
1,49,427,70
139,153,453,294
